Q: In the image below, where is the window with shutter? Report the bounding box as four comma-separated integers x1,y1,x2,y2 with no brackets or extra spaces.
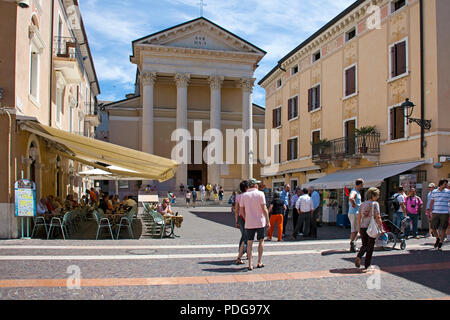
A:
273,109,277,128
287,140,292,161
273,107,281,128
390,40,407,78
288,96,298,120
345,66,356,97
390,106,405,140
287,138,298,161
308,88,313,112
396,41,407,76
395,106,405,139
315,85,321,109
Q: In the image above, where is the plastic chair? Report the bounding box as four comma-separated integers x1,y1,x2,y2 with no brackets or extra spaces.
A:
148,210,172,239
31,216,48,238
93,210,114,240
47,212,70,240
116,211,134,240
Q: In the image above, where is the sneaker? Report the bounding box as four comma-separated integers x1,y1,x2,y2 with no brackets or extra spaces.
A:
434,238,440,248
415,236,420,239
355,257,361,268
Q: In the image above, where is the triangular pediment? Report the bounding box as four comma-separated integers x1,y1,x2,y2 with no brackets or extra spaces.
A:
133,18,265,55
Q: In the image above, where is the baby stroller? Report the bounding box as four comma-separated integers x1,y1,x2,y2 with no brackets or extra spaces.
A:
378,214,407,250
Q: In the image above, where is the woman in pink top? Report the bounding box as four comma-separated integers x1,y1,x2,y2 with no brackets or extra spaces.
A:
235,181,249,265
405,188,423,239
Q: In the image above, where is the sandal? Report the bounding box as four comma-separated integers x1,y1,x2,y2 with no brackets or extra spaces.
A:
256,263,264,268
236,258,245,265
248,266,253,271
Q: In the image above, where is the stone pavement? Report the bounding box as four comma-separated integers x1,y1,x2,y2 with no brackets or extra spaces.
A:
0,207,448,300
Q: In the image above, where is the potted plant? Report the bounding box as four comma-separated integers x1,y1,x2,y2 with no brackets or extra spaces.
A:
312,139,331,158
355,126,376,154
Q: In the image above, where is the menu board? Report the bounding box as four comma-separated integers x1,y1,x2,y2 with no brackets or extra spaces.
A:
15,179,36,217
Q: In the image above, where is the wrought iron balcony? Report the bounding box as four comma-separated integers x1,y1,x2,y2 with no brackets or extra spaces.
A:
312,133,380,162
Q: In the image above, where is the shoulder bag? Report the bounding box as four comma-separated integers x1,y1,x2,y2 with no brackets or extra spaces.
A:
367,202,381,239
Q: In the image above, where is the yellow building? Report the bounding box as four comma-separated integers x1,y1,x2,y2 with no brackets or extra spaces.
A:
259,0,449,220
103,17,266,194
0,0,100,238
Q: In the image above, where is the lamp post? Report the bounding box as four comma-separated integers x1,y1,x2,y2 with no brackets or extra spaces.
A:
401,99,432,130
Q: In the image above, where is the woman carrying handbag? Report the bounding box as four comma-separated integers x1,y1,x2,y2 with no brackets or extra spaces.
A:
355,187,384,272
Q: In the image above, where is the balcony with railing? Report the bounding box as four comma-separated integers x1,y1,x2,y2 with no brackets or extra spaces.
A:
53,36,85,84
312,133,380,163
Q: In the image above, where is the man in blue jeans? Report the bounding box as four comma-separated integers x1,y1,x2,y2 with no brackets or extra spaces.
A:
280,184,291,238
392,187,407,230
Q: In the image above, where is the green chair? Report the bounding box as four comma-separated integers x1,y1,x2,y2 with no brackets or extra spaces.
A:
47,212,70,240
31,216,48,238
148,209,172,239
116,210,134,240
93,210,114,240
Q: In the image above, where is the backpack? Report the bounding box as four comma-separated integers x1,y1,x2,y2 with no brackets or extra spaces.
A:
390,194,401,212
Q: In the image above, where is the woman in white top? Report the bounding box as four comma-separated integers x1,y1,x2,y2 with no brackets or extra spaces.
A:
355,187,384,272
185,190,191,208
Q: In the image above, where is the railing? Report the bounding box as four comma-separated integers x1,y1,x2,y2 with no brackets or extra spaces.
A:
312,133,380,161
84,101,97,115
53,36,85,76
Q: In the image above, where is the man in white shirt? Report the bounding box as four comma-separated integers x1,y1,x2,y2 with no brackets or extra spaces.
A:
291,188,314,240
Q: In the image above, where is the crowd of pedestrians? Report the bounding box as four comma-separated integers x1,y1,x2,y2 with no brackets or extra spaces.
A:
348,178,450,272
232,176,449,272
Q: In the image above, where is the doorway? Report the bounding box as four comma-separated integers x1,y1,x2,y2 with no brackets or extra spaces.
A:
344,119,356,155
187,140,208,189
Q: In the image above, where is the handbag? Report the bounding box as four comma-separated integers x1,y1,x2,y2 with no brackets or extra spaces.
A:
366,202,380,239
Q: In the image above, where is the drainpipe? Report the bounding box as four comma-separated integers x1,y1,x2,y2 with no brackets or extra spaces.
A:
0,108,13,237
419,0,425,158
49,0,55,126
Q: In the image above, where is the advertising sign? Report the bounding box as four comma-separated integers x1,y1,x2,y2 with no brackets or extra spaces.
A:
14,179,36,217
399,174,417,192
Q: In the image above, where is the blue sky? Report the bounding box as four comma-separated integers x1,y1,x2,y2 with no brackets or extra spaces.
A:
79,0,355,107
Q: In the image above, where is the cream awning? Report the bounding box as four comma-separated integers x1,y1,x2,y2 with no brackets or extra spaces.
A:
20,121,178,182
302,161,426,190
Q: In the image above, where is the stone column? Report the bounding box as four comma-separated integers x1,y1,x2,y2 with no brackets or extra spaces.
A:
141,71,157,154
208,75,224,186
175,73,190,189
240,78,255,180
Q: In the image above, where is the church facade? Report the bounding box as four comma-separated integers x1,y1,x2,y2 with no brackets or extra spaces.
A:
103,18,266,193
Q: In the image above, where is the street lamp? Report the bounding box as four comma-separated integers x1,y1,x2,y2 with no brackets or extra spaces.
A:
401,98,432,130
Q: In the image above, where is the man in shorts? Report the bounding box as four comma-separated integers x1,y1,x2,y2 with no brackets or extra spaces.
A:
430,179,450,250
240,178,270,270
348,179,364,252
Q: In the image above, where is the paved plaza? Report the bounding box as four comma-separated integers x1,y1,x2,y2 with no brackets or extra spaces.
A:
0,206,449,300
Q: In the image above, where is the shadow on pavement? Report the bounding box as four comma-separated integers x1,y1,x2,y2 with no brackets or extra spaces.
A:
322,249,354,256
190,210,236,229
199,260,249,273
341,249,450,295
329,268,363,274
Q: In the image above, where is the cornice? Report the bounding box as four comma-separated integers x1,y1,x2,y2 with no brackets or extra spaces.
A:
134,43,263,64
260,0,387,88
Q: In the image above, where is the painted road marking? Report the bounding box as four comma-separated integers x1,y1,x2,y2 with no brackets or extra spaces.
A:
0,244,432,260
0,261,448,289
0,239,354,250
0,239,436,250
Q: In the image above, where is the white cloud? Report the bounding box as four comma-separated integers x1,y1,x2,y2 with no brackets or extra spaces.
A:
81,0,356,106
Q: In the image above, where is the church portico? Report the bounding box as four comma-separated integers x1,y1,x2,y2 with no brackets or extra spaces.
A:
104,17,266,193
